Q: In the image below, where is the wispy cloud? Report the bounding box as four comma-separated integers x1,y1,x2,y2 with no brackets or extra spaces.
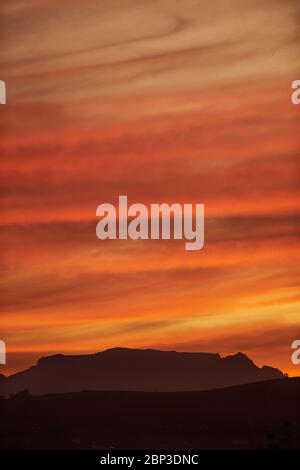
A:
1,0,299,376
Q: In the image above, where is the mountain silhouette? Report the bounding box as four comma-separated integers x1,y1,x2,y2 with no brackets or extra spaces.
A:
0,374,5,392
0,347,283,396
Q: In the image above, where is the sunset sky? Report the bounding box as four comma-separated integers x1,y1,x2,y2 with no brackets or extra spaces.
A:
1,0,300,377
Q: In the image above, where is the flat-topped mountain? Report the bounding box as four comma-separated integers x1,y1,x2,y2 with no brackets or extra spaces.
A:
0,347,283,396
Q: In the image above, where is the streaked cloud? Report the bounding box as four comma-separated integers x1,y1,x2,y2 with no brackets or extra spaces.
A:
0,0,299,376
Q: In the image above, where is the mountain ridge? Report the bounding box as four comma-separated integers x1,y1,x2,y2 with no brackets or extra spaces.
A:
0,347,284,396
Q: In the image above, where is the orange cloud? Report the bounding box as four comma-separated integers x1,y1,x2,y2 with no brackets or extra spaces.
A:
0,0,299,379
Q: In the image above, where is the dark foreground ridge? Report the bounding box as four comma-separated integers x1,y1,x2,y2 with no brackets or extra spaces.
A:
0,347,284,395
0,377,299,450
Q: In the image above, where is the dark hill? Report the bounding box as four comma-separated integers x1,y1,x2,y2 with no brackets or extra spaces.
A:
0,377,299,449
